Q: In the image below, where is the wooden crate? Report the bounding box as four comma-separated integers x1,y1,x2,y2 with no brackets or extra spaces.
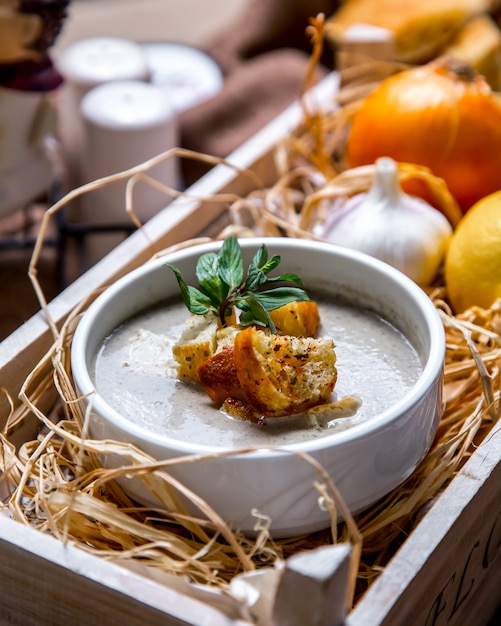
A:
1,74,500,626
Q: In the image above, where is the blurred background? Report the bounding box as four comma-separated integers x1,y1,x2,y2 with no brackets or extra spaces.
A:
54,0,247,51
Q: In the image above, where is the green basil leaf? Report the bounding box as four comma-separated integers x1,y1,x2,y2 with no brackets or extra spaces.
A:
165,262,191,306
252,286,310,311
238,296,276,333
185,285,214,315
258,254,281,275
264,272,303,286
196,251,226,306
166,262,213,314
218,235,243,292
245,265,269,291
250,244,268,270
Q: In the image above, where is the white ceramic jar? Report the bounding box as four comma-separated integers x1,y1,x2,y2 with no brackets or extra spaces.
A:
0,87,55,218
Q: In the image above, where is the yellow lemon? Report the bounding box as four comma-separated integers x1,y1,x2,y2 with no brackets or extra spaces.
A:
445,191,501,313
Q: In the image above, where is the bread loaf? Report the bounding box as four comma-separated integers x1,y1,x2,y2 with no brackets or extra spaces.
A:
325,0,493,63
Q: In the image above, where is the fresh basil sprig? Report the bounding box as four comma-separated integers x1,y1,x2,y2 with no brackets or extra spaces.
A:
166,235,310,332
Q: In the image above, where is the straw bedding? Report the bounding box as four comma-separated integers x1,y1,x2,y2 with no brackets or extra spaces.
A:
1,15,500,614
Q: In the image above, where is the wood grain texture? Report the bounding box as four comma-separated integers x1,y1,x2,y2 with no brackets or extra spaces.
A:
0,516,247,626
347,419,501,626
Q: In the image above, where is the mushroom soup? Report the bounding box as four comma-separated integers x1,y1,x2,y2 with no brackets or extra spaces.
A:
91,294,423,448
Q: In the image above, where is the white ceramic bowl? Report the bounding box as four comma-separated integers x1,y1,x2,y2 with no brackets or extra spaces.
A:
71,238,445,537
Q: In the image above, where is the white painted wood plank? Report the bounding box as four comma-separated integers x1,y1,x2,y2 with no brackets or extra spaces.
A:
273,544,353,626
0,515,250,626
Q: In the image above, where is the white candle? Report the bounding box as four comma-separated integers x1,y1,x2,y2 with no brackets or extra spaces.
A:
55,38,150,191
80,80,178,225
142,42,223,112
57,37,150,94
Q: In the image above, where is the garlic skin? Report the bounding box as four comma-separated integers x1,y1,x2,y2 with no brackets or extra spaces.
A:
322,157,453,284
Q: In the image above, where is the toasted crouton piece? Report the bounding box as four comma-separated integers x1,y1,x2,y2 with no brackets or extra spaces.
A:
172,315,218,382
198,345,242,404
197,324,243,402
269,300,321,337
233,327,337,418
222,396,264,423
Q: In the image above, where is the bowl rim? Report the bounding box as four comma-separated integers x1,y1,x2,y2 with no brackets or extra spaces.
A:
71,237,445,459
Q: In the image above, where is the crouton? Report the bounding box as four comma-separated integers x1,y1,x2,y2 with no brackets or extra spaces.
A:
269,300,321,336
233,327,337,418
172,315,218,382
198,345,242,404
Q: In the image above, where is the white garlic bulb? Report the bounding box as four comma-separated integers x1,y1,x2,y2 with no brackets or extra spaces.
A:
322,157,453,284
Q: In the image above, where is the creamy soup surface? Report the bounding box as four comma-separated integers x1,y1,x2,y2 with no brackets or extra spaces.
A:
92,295,423,448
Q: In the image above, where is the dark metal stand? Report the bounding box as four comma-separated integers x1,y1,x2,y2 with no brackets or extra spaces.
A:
0,188,137,290
55,209,136,285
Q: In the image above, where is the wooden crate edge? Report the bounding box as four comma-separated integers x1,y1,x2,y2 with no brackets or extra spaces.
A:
347,419,501,626
0,515,250,626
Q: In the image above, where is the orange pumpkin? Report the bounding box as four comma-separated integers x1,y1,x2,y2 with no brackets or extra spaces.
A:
346,57,501,213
